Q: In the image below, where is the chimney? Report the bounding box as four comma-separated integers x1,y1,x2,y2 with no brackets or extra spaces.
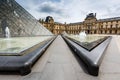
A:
95,13,96,17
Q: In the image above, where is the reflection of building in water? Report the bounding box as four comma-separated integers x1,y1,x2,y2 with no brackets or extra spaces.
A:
39,13,120,35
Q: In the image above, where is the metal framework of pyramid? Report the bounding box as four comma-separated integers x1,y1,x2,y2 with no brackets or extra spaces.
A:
0,0,52,37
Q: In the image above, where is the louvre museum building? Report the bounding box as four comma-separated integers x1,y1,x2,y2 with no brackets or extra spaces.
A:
40,13,120,35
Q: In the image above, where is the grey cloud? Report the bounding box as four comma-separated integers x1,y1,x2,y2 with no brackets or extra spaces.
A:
116,6,120,12
50,0,61,2
18,0,120,23
102,6,120,18
39,5,56,13
37,2,66,16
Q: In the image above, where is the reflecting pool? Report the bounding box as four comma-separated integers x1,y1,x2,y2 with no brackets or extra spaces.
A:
0,36,53,55
68,35,105,43
67,35,109,51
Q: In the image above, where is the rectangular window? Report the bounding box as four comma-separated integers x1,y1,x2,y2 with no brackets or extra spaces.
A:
110,25,112,28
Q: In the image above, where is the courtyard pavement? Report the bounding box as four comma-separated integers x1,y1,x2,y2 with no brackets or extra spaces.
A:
0,35,120,80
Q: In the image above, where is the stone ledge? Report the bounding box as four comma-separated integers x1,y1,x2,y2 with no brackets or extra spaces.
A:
0,37,56,76
62,35,112,76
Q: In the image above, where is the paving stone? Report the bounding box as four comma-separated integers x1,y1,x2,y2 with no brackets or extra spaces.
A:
99,73,120,80
19,72,41,80
0,75,20,80
76,72,100,80
0,35,120,80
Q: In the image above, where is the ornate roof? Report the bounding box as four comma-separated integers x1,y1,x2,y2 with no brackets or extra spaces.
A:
98,17,120,22
85,13,96,20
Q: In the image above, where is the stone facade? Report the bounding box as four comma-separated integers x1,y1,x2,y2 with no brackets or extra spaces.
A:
39,13,120,35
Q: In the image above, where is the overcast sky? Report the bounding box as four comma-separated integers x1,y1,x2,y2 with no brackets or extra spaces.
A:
16,0,120,23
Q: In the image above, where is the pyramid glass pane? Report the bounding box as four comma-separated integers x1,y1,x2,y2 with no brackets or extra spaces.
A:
0,0,53,37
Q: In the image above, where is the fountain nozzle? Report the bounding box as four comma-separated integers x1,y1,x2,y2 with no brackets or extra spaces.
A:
5,27,10,38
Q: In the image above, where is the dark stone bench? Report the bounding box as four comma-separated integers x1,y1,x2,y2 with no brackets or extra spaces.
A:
62,35,112,76
0,36,56,75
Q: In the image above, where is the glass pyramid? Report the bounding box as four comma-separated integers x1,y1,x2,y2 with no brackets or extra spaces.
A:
0,0,53,37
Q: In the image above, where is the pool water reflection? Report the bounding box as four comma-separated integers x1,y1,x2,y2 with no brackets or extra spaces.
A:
67,35,109,51
0,36,53,54
68,35,105,43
